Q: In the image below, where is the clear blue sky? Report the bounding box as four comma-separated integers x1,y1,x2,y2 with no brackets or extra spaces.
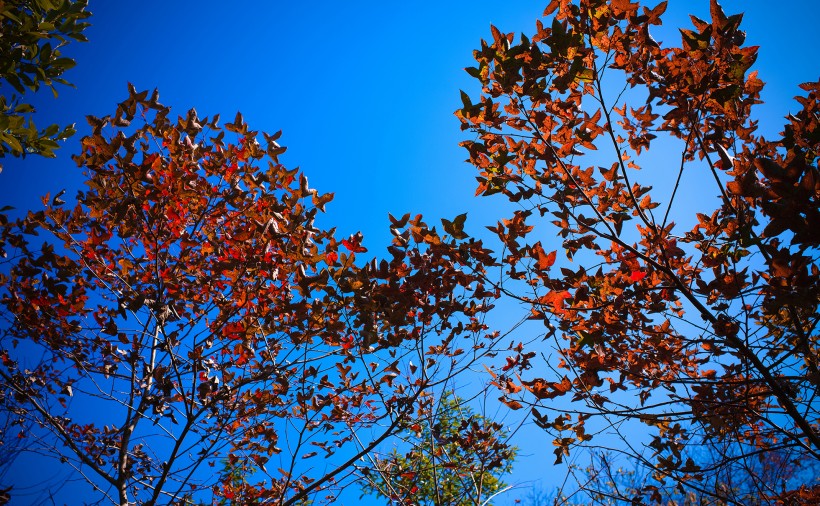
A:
3,1,819,245
2,1,819,504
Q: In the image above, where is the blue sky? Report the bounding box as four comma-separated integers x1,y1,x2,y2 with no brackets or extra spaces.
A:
3,1,819,504
4,1,819,245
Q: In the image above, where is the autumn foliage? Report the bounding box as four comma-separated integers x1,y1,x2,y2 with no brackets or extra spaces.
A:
457,0,819,502
1,0,819,504
0,89,501,504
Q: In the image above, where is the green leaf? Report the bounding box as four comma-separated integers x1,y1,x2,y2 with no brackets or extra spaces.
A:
1,133,24,154
42,123,59,137
35,0,56,10
40,42,52,62
2,10,23,24
39,138,60,150
5,74,26,94
57,123,76,140
52,57,76,70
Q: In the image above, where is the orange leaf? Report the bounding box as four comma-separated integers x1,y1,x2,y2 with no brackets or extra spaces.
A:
532,242,557,271
500,396,523,410
523,378,553,399
505,378,522,394
553,376,572,394
541,290,571,313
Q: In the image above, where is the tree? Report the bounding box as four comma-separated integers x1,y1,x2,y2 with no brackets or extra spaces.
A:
528,448,820,505
360,390,515,506
457,0,819,502
0,87,502,504
0,0,90,170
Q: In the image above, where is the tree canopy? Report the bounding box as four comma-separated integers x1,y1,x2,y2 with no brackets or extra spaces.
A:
360,390,515,506
1,0,819,504
457,0,819,502
0,0,89,170
0,89,501,503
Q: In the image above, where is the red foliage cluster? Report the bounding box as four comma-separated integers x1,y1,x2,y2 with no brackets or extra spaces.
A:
457,0,819,501
1,1,818,504
0,88,501,504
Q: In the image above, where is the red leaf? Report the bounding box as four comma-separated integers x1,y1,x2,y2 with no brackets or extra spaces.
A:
341,238,367,253
501,356,518,371
629,270,647,282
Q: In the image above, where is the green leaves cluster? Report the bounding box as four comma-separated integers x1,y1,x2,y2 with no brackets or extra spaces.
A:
361,392,515,506
0,0,89,169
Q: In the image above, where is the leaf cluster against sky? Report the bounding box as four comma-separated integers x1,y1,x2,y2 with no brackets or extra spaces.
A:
2,1,820,504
